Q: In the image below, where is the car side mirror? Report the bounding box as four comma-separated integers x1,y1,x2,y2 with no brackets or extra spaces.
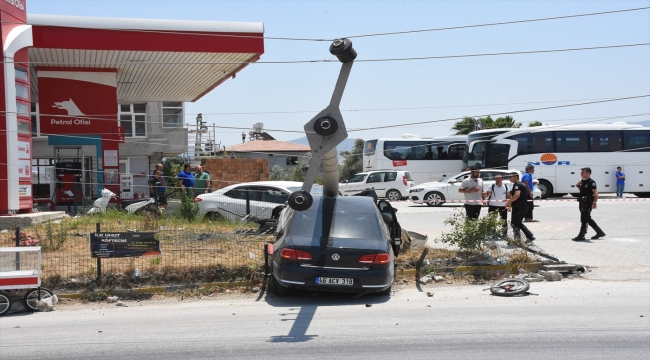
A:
343,180,349,183
449,179,457,184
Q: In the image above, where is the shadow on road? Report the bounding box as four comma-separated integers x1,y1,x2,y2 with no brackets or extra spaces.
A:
261,279,391,343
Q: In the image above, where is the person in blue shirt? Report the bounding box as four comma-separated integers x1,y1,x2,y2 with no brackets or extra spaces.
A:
615,166,625,198
178,164,195,195
521,165,538,222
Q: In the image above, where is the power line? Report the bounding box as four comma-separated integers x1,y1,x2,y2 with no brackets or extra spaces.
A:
8,96,644,118
12,42,649,66
347,6,650,38
3,6,648,42
348,95,650,132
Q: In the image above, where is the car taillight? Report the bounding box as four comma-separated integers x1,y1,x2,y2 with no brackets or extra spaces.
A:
359,253,390,264
194,197,202,202
280,248,312,261
403,175,408,186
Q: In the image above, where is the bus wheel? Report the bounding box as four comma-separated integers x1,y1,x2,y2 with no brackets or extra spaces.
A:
424,192,445,207
537,180,553,199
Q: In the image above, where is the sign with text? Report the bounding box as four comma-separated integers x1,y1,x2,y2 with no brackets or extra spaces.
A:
1,0,27,22
89,232,161,258
37,70,118,135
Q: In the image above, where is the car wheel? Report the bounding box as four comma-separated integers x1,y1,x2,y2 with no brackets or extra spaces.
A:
268,274,289,296
537,180,553,199
386,190,401,201
205,211,224,221
424,191,445,207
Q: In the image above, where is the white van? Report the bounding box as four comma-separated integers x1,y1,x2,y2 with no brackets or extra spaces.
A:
339,170,414,200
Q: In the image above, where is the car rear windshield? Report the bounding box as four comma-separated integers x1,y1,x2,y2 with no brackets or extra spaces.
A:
290,211,380,239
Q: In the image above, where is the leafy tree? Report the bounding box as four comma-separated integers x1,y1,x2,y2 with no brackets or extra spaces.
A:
339,138,365,181
162,156,185,198
452,116,521,135
528,121,543,127
451,117,480,135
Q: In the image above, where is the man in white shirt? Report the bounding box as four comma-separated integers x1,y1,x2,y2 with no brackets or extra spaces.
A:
458,168,484,219
484,174,510,222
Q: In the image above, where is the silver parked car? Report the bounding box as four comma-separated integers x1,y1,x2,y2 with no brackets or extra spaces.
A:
195,181,323,221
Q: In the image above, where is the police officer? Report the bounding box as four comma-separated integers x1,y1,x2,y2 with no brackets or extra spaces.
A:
505,172,535,242
572,167,606,241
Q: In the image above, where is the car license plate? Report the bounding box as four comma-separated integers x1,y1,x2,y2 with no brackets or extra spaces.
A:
316,277,353,286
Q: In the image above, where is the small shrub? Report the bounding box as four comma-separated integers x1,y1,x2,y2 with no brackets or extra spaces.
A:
149,256,162,265
179,191,200,222
436,210,507,251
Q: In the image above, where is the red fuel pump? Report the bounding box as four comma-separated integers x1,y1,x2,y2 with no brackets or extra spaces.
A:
55,162,83,204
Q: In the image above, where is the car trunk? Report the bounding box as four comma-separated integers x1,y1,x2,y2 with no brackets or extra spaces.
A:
286,235,385,270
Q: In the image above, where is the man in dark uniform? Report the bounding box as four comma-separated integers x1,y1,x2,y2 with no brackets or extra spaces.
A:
505,172,535,242
572,167,606,241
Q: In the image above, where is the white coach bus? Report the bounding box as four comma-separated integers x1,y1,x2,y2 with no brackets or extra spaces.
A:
363,135,468,184
464,123,650,198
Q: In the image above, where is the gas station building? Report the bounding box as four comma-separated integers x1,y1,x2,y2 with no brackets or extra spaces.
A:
1,0,264,214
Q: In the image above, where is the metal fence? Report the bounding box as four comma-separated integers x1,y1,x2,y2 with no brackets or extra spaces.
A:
0,222,267,295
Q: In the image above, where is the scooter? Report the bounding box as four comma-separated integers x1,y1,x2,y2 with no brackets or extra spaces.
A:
124,197,163,216
87,188,117,214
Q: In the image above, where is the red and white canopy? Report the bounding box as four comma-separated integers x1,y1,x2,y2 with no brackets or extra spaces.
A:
27,14,265,102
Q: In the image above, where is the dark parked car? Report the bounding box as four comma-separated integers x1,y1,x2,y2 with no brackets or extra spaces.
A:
268,194,401,295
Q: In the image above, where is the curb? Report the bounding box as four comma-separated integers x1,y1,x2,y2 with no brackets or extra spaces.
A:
57,280,254,300
58,264,545,299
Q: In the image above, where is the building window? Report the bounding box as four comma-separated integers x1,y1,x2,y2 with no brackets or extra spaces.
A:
15,68,28,82
162,101,183,128
118,103,147,137
15,83,29,100
31,103,39,137
16,102,29,117
286,156,299,165
17,121,30,134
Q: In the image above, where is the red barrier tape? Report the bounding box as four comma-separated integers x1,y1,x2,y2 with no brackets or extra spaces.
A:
387,198,649,203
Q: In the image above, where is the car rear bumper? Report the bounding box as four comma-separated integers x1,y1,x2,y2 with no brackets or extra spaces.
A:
275,262,394,293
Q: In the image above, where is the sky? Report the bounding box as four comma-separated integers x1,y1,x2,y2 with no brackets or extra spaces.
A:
28,0,650,150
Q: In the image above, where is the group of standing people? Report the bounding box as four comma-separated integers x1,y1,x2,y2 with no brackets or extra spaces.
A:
148,163,213,210
459,168,535,242
458,165,609,242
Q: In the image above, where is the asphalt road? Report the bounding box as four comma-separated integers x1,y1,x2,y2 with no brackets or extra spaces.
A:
0,281,648,359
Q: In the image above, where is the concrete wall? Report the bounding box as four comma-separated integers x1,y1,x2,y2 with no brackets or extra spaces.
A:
228,151,307,172
120,102,188,158
203,158,269,190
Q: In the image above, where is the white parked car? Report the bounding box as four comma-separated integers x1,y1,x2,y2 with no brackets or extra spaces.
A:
339,170,414,201
195,181,323,221
410,169,540,206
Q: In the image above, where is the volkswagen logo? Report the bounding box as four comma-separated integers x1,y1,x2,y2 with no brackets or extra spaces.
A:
331,253,340,261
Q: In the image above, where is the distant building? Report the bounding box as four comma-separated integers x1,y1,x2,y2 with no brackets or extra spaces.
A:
225,140,310,171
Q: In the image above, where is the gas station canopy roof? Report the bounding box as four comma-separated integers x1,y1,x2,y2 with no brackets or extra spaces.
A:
27,15,264,102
